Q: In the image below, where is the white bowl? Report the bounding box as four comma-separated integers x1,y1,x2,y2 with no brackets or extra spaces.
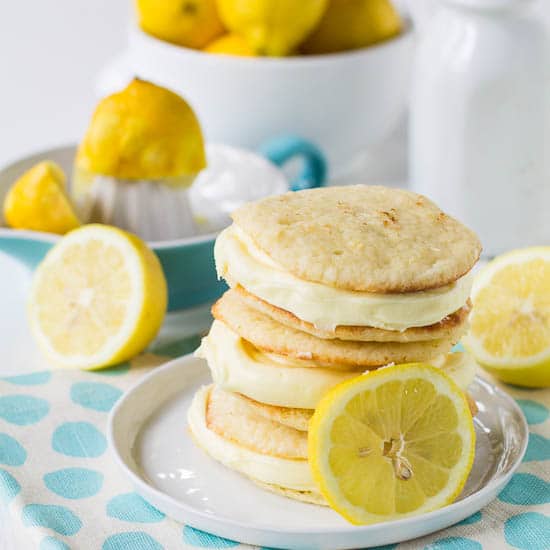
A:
97,24,414,176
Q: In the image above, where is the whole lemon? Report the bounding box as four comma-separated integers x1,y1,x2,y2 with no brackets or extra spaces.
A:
136,0,225,49
204,33,255,56
217,0,328,56
301,0,402,54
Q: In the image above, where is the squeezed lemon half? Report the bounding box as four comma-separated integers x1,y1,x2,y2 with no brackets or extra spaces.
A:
308,364,475,525
464,247,550,388
29,224,167,370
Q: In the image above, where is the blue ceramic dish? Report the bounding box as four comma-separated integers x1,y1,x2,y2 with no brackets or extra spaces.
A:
0,138,326,310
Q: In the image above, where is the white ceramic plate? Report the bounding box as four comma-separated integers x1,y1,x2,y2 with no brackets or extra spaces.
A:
108,355,528,550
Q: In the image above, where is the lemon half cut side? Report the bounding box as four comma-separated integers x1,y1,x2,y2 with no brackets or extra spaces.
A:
29,224,167,370
464,247,550,388
308,363,476,525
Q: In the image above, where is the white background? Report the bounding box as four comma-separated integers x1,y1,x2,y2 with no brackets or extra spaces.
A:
2,1,550,168
0,0,130,167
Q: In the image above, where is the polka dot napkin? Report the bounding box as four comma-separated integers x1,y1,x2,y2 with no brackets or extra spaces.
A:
0,341,548,549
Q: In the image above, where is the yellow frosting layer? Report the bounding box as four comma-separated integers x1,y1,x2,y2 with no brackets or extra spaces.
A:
188,385,317,492
196,321,476,410
214,225,472,331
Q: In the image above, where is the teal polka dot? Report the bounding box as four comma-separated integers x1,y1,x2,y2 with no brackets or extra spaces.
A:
0,433,26,466
424,537,481,550
505,512,550,550
103,532,163,550
0,395,49,425
183,526,239,548
44,468,103,499
22,504,82,535
0,469,20,504
498,473,549,505
516,400,549,425
524,433,550,462
106,493,165,523
70,382,122,412
371,545,397,550
96,362,131,376
2,371,52,386
52,422,106,458
40,537,70,550
457,511,482,526
452,342,465,352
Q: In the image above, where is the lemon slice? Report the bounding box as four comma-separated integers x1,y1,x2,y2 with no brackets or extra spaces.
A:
308,364,475,525
29,224,167,369
464,247,550,388
4,161,81,235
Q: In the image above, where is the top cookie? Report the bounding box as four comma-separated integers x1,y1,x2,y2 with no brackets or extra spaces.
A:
232,185,482,293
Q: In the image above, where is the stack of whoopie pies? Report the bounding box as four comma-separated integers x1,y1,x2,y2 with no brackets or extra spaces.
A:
189,185,481,505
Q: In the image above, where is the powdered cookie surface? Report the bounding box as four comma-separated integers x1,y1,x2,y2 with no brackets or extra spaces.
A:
234,285,470,343
213,291,457,368
232,185,481,293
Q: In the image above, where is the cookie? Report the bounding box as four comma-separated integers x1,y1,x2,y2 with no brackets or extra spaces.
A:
188,385,318,495
213,290,457,368
238,392,312,432
206,385,307,459
232,185,481,293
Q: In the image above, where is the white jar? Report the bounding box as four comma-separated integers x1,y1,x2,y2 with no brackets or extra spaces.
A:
410,0,550,257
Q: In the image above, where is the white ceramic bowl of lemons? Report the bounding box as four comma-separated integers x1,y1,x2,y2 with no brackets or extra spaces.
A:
97,20,413,177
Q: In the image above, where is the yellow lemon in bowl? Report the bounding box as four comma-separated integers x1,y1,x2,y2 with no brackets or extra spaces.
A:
29,224,167,370
3,161,81,235
136,0,225,49
204,33,255,56
308,364,475,525
216,0,328,56
464,247,550,388
301,0,402,55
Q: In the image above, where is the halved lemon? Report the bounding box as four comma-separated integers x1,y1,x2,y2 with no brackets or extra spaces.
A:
308,364,475,525
29,224,167,369
464,247,550,388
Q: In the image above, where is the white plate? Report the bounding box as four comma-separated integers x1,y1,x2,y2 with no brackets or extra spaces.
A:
108,355,528,550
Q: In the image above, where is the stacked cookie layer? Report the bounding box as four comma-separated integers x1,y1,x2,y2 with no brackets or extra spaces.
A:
189,185,482,505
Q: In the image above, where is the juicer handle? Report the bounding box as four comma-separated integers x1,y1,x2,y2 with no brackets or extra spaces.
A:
260,135,327,191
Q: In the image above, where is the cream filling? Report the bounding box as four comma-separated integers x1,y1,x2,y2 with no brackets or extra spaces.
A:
188,385,317,492
196,321,476,410
214,225,472,331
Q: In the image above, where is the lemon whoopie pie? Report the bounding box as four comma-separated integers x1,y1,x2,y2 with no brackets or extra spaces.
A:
189,185,482,508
